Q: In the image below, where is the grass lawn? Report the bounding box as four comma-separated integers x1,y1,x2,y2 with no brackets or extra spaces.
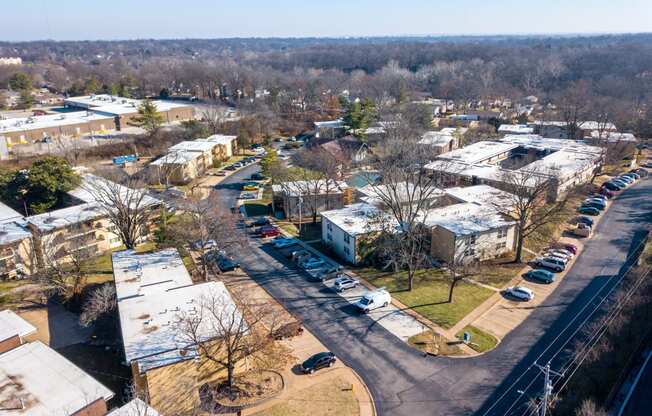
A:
356,268,494,329
0,280,27,308
455,325,498,353
477,261,524,289
253,376,359,416
275,221,322,241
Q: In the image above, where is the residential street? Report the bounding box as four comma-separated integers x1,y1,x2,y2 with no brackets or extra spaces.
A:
214,167,652,416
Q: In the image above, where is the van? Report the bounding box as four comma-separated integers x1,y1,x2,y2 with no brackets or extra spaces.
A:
354,288,391,313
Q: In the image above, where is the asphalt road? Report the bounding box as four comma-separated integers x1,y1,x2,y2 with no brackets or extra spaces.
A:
214,168,652,416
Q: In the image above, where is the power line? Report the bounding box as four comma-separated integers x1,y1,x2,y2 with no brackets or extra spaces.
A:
482,234,651,416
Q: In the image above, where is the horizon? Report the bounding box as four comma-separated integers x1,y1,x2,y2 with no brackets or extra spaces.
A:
2,0,651,42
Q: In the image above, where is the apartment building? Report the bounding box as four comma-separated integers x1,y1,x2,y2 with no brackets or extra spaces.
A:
0,309,114,416
0,202,33,279
314,119,345,139
272,180,353,220
530,120,617,140
425,135,603,201
322,184,517,266
113,249,244,415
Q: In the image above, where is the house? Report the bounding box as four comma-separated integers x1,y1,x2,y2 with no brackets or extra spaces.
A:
418,127,468,154
112,249,244,415
0,309,114,416
318,135,369,165
314,119,345,139
0,111,115,149
422,202,517,264
272,180,352,220
64,94,194,130
321,203,396,265
425,135,603,201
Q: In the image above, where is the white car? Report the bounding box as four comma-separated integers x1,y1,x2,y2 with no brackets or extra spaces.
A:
543,251,571,263
354,288,391,313
533,256,566,272
505,286,535,301
333,276,359,292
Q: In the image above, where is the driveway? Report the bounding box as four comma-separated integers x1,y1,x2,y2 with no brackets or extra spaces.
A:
214,170,652,416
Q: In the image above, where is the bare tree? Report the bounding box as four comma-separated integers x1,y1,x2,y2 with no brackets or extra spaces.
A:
82,171,159,249
445,253,479,303
490,167,569,263
364,116,445,291
79,283,116,326
175,287,284,394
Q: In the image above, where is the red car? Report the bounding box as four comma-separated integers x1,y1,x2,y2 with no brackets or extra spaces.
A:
258,226,281,238
550,242,578,255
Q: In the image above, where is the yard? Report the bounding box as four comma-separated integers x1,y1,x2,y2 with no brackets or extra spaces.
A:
455,325,499,353
275,221,322,242
252,377,359,416
355,267,494,329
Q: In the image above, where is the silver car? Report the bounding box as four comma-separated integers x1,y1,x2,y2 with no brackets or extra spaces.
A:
334,276,359,292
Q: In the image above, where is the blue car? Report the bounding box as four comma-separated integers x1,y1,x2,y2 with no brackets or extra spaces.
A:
577,216,594,227
524,269,555,284
582,200,606,211
578,206,600,216
603,181,623,191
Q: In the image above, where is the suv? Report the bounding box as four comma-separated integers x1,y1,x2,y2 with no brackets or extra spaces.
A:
301,352,336,374
354,288,391,313
532,256,566,272
333,276,359,292
524,269,555,284
505,286,535,301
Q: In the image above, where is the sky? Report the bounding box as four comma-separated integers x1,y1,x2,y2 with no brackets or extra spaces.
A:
2,0,651,41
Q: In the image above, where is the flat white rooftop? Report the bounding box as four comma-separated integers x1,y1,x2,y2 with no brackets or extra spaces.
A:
314,119,344,129
26,203,104,233
0,341,113,416
64,94,190,116
113,249,241,373
421,202,515,236
321,202,395,236
198,134,237,145
108,399,160,416
498,124,534,134
0,111,113,134
589,131,637,142
169,140,217,153
0,221,31,246
531,120,617,131
436,141,518,165
357,183,444,206
0,201,23,223
0,309,36,342
445,185,515,212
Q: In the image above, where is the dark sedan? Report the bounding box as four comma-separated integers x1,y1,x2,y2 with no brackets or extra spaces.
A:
301,352,336,374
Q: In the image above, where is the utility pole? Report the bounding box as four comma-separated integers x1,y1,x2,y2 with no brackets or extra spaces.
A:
535,361,564,416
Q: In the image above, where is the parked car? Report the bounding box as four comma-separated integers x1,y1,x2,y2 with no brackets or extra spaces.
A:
334,276,360,292
242,184,259,191
544,251,571,264
251,217,271,227
532,256,566,272
618,175,635,184
217,256,240,272
576,216,595,227
291,250,310,262
611,178,630,188
524,269,555,284
602,181,623,191
623,172,640,180
251,172,265,180
308,265,342,282
273,238,297,248
225,165,237,171
545,248,574,259
549,242,578,255
599,188,615,198
631,168,648,177
578,206,600,216
216,170,226,176
301,258,325,270
588,194,608,202
505,286,535,301
354,288,391,313
301,352,336,374
583,198,606,209
257,225,280,237
572,223,592,237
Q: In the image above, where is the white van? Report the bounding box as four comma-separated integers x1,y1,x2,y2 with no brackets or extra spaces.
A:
354,288,391,313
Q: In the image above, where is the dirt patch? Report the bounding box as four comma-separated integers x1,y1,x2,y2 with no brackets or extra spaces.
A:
408,330,464,356
202,370,284,410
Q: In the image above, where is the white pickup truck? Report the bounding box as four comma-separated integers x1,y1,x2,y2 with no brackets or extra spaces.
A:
354,288,391,313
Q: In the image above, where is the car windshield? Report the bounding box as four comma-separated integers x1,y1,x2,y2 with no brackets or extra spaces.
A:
359,297,372,305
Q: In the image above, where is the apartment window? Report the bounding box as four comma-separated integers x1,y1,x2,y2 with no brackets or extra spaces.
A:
344,246,350,255
464,247,476,257
469,234,477,245
327,233,333,241
495,241,507,250
497,228,508,239
344,234,351,244
327,222,333,232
